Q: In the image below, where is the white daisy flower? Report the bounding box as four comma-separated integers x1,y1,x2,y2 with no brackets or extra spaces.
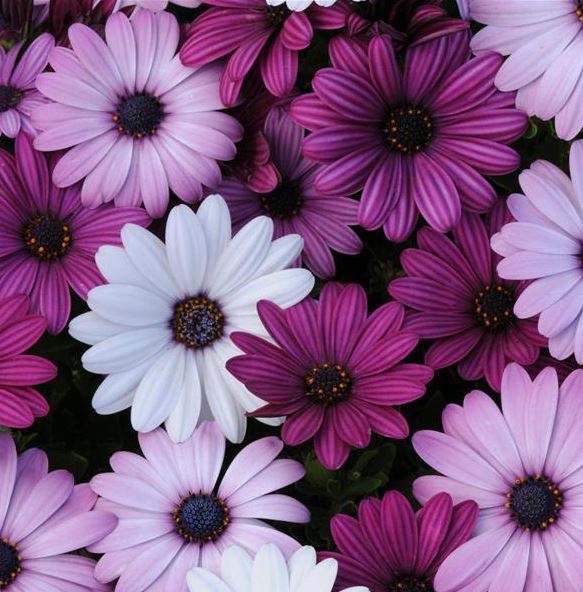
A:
187,543,370,592
265,0,365,11
69,195,314,443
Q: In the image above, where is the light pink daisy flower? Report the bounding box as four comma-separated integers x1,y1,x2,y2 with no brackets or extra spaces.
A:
413,363,583,591
0,33,53,138
491,140,583,364
33,9,242,218
90,422,309,591
0,433,117,591
471,0,583,140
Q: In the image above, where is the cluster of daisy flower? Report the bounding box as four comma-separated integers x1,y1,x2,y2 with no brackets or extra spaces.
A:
0,0,581,590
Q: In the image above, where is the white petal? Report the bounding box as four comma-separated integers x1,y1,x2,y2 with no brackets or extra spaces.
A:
131,344,185,432
82,327,171,373
209,216,273,299
221,546,253,592
252,544,289,592
166,205,208,297
297,559,337,592
121,223,180,298
164,349,202,443
199,346,246,443
95,245,169,299
252,235,304,279
222,269,314,315
92,357,153,415
289,547,317,592
197,194,231,289
88,284,172,326
187,568,231,592
69,311,126,345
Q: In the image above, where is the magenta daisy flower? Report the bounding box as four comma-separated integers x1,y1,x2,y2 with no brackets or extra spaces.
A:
0,133,150,334
180,1,350,107
413,363,583,590
290,32,526,241
389,204,545,391
319,491,478,592
227,283,433,470
0,294,56,428
33,9,242,218
0,33,53,138
90,423,309,589
491,141,583,364
0,433,117,591
217,105,362,279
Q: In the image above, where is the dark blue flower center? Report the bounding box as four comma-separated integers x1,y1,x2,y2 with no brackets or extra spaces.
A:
0,541,20,588
0,85,22,113
172,296,224,349
23,214,72,260
507,476,562,531
260,181,303,219
305,363,352,403
174,493,229,543
385,106,433,153
474,284,515,329
388,576,434,592
114,93,163,139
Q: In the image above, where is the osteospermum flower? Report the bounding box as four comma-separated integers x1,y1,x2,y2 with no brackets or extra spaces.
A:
389,206,545,391
188,543,369,592
470,0,583,140
0,433,117,591
90,423,309,590
180,1,351,107
69,195,314,443
291,32,526,241
33,9,242,218
218,105,362,279
227,283,432,469
0,33,53,138
0,294,56,428
413,364,583,590
0,133,150,334
320,491,478,592
491,141,583,364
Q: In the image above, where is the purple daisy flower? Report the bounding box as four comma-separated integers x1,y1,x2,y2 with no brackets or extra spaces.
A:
389,203,545,392
0,133,150,334
90,422,309,590
0,33,53,138
227,283,433,470
413,363,583,590
290,32,527,241
0,433,117,591
491,140,583,364
217,105,362,279
0,294,56,428
32,9,242,218
319,491,478,592
180,1,351,107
